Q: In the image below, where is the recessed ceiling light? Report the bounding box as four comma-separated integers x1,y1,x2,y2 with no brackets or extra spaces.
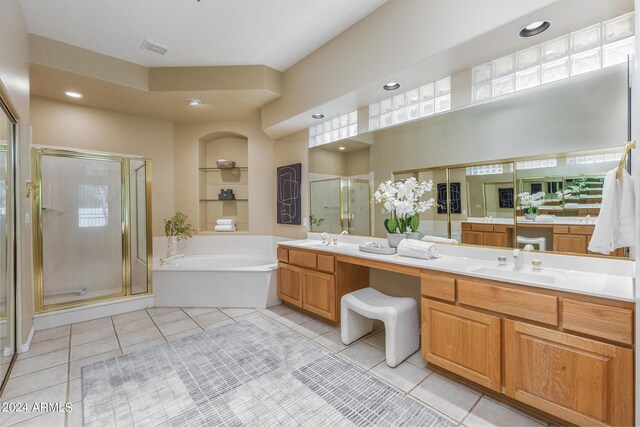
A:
383,82,401,91
311,113,325,119
518,20,551,38
65,91,82,98
338,146,346,151
186,98,201,106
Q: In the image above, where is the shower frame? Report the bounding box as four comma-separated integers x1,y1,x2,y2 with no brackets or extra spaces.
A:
31,148,153,313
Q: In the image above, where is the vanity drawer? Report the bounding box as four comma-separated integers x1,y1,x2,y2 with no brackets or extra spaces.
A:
277,247,289,263
421,271,456,302
458,279,558,325
553,226,569,234
568,225,594,235
317,254,335,273
471,224,494,232
562,299,633,345
492,225,507,233
288,249,317,269
461,223,472,231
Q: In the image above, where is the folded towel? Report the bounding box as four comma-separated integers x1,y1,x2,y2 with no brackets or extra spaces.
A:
421,235,458,245
214,224,237,232
588,168,635,254
397,239,438,259
534,214,554,222
216,218,236,225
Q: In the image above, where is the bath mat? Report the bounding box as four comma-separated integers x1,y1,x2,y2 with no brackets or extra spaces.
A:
82,317,454,426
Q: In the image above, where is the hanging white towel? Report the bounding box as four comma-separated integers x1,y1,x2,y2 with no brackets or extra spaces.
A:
214,224,237,232
588,168,635,254
421,235,459,245
397,239,439,259
216,218,236,226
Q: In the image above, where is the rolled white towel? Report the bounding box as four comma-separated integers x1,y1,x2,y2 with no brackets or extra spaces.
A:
216,218,236,226
214,224,236,232
421,235,458,245
397,239,438,260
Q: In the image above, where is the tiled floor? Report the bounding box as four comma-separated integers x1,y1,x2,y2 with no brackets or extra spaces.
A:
0,305,548,426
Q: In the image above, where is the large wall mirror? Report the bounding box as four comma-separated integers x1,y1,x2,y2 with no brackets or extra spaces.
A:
309,59,632,260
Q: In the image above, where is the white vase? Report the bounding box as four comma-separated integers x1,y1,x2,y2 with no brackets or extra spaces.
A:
166,236,178,257
406,232,421,240
387,233,406,248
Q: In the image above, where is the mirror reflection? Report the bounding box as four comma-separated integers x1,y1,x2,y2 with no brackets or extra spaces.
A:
309,144,371,235
308,62,631,259
453,162,516,248
516,149,627,257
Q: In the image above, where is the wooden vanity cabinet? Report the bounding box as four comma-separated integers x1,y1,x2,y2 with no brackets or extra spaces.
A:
504,320,633,427
277,263,302,306
422,299,502,391
277,247,368,322
420,271,635,426
461,223,512,248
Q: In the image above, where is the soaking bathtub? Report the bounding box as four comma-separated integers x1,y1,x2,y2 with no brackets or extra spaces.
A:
152,237,282,308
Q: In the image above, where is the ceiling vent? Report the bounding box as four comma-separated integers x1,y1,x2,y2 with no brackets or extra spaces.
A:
140,39,168,55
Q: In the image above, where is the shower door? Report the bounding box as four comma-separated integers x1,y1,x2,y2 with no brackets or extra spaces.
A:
36,153,125,309
0,101,16,395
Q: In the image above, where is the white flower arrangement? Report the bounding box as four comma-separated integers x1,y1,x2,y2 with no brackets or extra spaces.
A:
373,177,435,234
555,189,573,202
517,191,546,215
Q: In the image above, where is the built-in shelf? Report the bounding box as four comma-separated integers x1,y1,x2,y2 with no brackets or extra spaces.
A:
199,167,248,172
199,199,249,202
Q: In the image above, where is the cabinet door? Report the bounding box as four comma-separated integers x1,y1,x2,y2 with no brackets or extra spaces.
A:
422,299,501,391
483,232,507,248
553,234,587,254
302,269,336,321
278,263,302,307
504,320,633,426
462,231,483,246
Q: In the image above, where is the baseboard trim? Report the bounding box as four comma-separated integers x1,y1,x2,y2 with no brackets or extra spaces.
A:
34,295,155,330
18,325,35,353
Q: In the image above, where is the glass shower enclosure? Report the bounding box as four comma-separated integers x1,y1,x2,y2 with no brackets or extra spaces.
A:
32,148,152,313
309,178,371,235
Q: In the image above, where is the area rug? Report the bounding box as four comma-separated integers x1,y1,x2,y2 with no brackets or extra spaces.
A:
82,317,455,426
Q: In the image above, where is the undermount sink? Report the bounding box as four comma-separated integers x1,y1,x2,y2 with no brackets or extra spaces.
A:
468,266,567,285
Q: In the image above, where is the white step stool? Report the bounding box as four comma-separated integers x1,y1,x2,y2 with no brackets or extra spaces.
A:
341,288,419,367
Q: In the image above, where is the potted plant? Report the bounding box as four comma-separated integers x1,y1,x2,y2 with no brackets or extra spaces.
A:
517,191,546,220
163,212,196,256
373,177,435,247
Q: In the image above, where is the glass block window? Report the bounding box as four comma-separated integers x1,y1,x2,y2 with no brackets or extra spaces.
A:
515,159,558,170
308,111,357,148
566,152,622,165
368,76,451,131
78,184,109,228
472,12,634,103
466,163,514,176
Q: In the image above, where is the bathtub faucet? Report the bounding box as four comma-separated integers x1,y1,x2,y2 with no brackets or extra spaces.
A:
160,254,185,265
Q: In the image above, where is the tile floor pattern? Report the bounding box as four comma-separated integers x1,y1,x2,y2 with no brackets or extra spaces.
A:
83,319,454,426
0,305,548,426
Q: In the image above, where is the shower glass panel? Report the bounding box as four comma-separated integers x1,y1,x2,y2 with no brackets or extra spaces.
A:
310,178,371,235
130,160,150,295
344,180,370,236
40,155,124,306
310,179,342,233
